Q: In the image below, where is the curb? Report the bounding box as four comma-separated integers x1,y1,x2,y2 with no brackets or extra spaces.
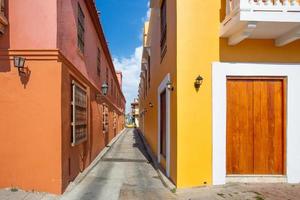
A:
135,128,176,192
63,128,128,194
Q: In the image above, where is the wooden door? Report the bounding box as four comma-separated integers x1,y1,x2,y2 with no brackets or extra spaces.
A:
160,90,167,158
226,77,286,175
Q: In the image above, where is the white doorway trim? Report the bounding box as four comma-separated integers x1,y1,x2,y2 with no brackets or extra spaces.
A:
157,73,171,177
212,62,300,185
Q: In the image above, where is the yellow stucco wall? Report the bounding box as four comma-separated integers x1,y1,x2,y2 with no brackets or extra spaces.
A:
176,0,220,187
176,0,300,188
140,0,300,189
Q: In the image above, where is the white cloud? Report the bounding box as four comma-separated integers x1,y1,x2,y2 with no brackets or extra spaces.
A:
113,2,150,113
113,46,143,113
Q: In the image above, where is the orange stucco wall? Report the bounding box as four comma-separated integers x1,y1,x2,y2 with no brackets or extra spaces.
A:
0,0,125,195
0,53,62,194
60,59,125,191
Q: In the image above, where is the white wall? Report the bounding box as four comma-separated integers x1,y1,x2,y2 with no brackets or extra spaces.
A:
212,62,300,185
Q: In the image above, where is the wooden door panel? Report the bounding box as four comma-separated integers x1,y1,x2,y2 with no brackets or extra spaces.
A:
227,80,254,174
227,77,285,175
253,80,284,174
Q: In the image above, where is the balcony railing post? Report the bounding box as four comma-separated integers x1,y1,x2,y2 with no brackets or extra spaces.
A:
240,0,251,11
283,0,290,6
291,0,299,6
274,0,282,6
226,0,231,15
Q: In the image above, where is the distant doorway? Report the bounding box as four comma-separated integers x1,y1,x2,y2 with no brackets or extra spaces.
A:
160,90,167,158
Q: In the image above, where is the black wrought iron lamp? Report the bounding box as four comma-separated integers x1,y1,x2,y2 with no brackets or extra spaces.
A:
14,56,26,73
194,75,204,91
101,83,109,96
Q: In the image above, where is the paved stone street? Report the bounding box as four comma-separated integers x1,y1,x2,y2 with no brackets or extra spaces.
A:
177,183,300,200
1,128,300,200
61,128,175,200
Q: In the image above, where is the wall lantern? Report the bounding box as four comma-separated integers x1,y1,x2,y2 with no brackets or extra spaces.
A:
101,83,109,96
166,80,174,91
14,56,26,69
149,102,153,108
194,75,204,91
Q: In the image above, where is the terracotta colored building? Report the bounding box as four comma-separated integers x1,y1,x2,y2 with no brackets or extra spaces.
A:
0,0,125,194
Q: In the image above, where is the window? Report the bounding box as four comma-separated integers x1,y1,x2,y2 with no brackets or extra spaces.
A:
71,81,88,146
145,69,148,96
111,78,113,96
102,105,109,133
106,68,108,83
1,0,4,14
160,0,167,56
77,4,85,53
148,56,151,88
97,48,101,77
0,0,8,34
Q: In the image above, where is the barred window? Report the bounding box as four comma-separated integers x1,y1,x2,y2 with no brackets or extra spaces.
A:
1,0,4,14
71,81,88,146
111,78,113,96
106,68,108,83
160,0,167,57
77,4,85,53
102,105,109,133
97,48,101,77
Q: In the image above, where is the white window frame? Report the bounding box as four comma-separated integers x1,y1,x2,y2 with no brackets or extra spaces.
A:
157,73,171,177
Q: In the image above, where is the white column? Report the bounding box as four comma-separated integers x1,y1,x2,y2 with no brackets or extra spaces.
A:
240,0,252,10
274,0,283,6
257,0,264,6
226,0,231,15
265,0,273,5
283,0,291,6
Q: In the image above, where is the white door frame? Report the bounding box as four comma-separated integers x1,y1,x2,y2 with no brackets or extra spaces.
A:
157,73,171,177
212,62,300,185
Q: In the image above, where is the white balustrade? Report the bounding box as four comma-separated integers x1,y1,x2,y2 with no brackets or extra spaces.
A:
227,0,300,15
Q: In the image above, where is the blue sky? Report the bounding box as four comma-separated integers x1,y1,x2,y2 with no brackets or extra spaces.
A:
96,0,150,112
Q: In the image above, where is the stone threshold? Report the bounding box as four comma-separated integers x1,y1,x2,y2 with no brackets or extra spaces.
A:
226,175,287,183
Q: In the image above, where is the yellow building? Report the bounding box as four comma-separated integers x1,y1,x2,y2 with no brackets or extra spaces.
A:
138,0,300,189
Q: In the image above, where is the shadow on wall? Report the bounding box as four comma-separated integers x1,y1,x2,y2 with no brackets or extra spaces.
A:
18,67,31,89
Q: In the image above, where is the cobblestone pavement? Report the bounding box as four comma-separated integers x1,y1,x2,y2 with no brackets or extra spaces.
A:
177,182,300,200
1,128,299,200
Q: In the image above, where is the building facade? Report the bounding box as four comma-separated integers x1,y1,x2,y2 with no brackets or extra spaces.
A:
131,98,139,127
139,0,300,189
0,0,125,194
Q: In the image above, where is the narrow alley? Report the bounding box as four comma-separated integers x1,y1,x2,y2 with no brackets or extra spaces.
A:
61,128,175,200
0,128,175,200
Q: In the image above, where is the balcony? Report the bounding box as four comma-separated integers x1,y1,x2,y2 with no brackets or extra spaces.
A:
220,0,300,46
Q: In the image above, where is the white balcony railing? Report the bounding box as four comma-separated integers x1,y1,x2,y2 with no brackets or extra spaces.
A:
221,0,300,46
227,0,300,16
